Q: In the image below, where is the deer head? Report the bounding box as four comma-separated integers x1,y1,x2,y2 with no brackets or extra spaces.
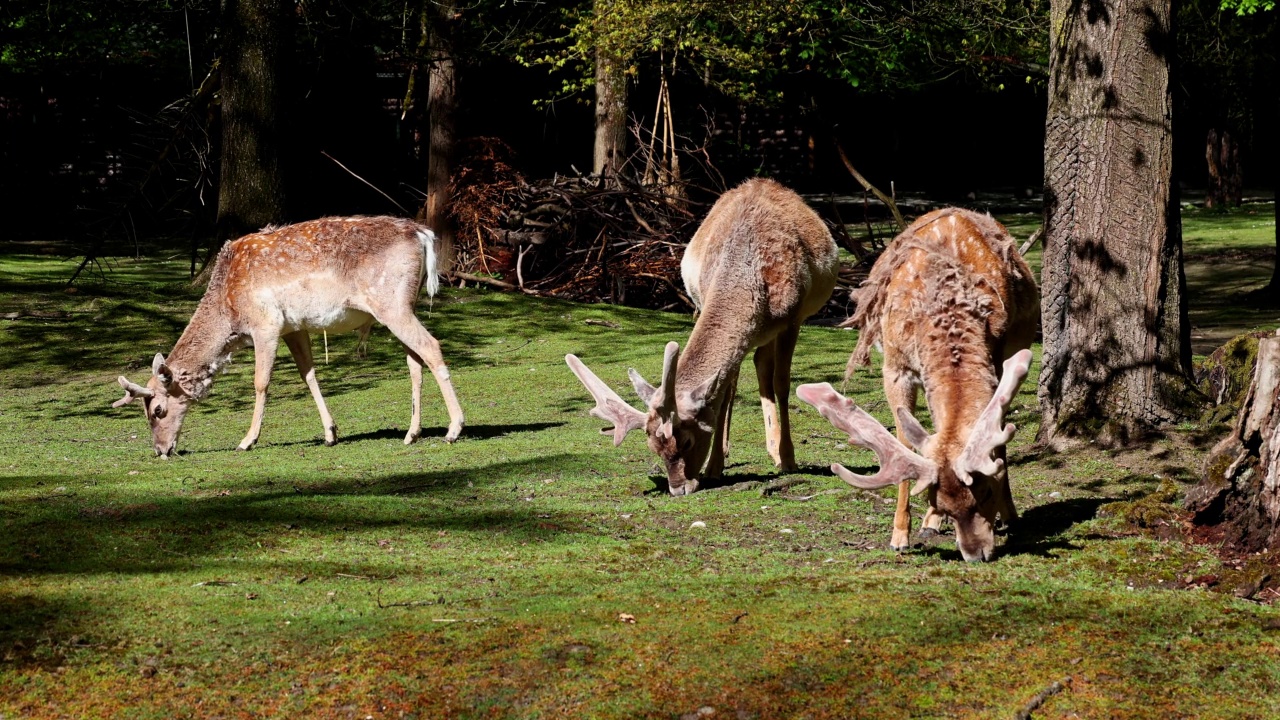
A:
797,349,1032,561
566,342,718,496
112,353,194,458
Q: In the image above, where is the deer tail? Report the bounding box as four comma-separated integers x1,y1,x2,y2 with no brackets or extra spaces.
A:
418,228,439,298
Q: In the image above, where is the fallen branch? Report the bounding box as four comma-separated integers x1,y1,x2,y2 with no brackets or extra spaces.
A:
1019,227,1043,256
1014,676,1072,720
835,139,906,232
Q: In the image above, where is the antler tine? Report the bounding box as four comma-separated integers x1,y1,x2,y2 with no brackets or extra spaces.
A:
956,349,1033,482
658,341,680,409
565,354,648,447
112,376,154,408
796,383,937,495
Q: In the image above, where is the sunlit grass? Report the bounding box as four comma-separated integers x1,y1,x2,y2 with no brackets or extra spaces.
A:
0,212,1279,717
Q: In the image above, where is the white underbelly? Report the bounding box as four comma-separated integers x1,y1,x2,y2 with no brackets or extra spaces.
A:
282,306,374,334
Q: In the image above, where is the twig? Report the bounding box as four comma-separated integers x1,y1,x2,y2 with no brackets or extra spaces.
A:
320,151,410,215
1014,676,1072,720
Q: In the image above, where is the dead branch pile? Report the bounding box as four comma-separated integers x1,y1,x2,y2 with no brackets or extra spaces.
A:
448,138,874,313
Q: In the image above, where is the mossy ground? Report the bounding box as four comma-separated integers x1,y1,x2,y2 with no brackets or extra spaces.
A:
1,204,1279,718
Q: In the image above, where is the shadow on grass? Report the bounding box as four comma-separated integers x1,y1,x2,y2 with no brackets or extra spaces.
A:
1001,497,1109,558
0,455,597,577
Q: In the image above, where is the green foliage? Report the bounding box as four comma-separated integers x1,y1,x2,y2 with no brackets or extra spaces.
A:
523,0,1049,107
1221,0,1277,14
0,0,215,73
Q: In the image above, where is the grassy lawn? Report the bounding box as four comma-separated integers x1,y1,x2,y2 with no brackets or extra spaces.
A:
1,205,1279,718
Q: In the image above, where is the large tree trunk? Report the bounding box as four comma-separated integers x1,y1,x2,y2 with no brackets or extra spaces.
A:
1188,331,1280,551
420,0,457,271
593,45,629,180
216,0,290,245
1038,0,1198,446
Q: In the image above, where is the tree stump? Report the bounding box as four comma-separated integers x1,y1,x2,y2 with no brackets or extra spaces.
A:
1188,330,1280,551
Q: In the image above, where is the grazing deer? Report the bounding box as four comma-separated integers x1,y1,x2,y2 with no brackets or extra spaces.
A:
112,216,465,457
566,178,840,495
797,208,1038,561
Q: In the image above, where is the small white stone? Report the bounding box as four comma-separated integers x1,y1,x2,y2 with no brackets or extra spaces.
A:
1049,491,1062,498
780,528,794,534
690,521,706,529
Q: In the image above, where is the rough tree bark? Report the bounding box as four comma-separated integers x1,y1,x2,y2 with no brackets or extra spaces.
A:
593,27,629,181
420,0,458,271
216,0,290,245
1038,0,1198,446
1188,331,1280,551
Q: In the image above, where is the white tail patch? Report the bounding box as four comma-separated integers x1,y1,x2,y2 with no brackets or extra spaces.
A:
418,228,439,298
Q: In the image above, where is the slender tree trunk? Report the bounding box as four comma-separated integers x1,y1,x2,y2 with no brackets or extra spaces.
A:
1038,0,1198,446
1206,128,1243,209
420,0,457,271
593,41,629,180
216,0,290,246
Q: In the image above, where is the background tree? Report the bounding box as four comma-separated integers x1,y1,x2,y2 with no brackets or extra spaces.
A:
216,0,293,245
1038,0,1198,446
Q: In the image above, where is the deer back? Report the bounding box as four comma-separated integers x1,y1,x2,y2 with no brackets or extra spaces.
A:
849,208,1038,381
678,178,839,381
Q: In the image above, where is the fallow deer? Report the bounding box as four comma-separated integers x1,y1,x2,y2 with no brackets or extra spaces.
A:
566,178,840,495
112,216,465,457
797,208,1038,561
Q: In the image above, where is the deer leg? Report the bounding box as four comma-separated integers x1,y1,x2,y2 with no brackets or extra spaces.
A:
771,323,801,472
753,339,783,466
884,372,917,550
705,366,739,479
283,330,338,446
238,335,279,451
378,311,464,444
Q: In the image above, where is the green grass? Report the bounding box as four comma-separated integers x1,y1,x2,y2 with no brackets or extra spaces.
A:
1,213,1280,718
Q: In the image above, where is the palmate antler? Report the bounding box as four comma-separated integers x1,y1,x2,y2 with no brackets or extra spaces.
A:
954,349,1033,484
796,383,938,496
565,354,648,446
111,376,155,408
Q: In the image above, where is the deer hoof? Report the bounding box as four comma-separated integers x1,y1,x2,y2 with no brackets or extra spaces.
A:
917,527,940,540
324,425,339,446
444,424,463,443
236,442,254,452
889,529,911,551
403,430,420,446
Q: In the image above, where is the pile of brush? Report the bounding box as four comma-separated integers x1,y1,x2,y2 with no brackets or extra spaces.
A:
447,138,872,314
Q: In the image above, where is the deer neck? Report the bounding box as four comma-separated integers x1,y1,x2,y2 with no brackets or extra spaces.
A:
675,307,756,402
164,295,248,400
922,358,998,449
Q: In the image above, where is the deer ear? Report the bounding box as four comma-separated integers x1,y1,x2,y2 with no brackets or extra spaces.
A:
152,353,173,384
628,368,658,406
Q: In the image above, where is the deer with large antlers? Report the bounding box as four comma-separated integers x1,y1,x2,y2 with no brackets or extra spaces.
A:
797,208,1038,561
566,179,839,495
112,216,465,457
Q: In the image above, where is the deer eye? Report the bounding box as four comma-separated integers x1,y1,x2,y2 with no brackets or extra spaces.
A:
152,404,167,420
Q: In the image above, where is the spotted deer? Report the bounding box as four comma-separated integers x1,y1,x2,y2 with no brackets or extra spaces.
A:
797,208,1038,561
112,216,465,457
566,179,840,495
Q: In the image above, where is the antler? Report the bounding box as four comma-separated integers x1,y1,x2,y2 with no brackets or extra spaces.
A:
797,383,937,495
565,354,648,446
954,349,1033,483
112,376,154,408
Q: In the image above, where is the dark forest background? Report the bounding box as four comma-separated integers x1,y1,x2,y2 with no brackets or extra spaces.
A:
0,1,1274,247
